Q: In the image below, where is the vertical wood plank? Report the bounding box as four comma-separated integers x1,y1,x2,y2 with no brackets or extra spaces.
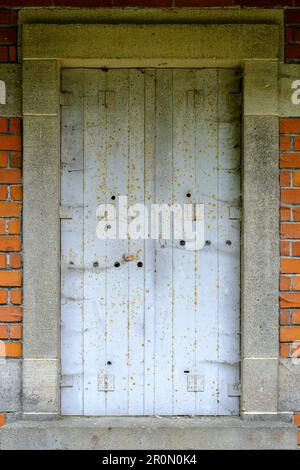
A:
154,69,174,415
128,69,145,415
172,69,197,415
144,69,156,415
82,69,107,415
217,69,241,415
105,69,130,415
61,69,84,415
194,69,219,415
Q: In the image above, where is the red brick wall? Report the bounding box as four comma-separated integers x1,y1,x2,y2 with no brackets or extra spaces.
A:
0,117,22,361
0,10,17,64
0,8,20,428
280,119,300,446
0,1,297,7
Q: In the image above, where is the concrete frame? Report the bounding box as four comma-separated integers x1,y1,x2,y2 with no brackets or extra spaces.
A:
21,18,282,425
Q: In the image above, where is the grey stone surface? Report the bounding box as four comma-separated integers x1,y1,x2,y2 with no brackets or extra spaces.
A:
279,63,300,117
242,116,279,359
23,60,59,115
23,359,59,414
19,14,285,426
19,7,284,26
0,64,21,117
241,359,278,413
244,60,278,115
279,359,300,412
0,417,296,450
23,115,60,360
22,24,279,62
0,359,21,412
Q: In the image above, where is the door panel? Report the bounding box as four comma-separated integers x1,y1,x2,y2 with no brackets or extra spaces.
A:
61,68,241,416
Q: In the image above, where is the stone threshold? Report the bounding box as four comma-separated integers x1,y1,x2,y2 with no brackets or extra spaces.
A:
0,416,297,450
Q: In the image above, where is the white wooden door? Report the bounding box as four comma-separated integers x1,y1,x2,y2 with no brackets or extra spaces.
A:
61,69,241,416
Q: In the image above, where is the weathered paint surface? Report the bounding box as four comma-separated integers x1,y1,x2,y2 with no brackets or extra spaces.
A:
60,68,241,416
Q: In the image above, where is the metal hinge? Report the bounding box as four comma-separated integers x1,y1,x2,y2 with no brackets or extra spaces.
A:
59,206,73,219
229,206,241,221
60,375,74,388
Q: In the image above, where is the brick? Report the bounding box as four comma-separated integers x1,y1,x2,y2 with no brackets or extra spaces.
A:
281,223,300,239
0,221,6,236
0,46,8,62
280,309,291,325
114,0,172,5
9,153,22,168
0,11,10,24
0,202,21,217
0,236,21,251
280,275,290,291
292,277,300,291
294,413,300,427
0,186,7,200
294,172,300,186
286,27,294,43
280,172,290,187
292,241,300,256
0,118,7,133
0,253,6,268
0,271,21,287
280,119,300,133
9,253,21,269
8,46,16,63
294,137,300,152
0,288,8,304
293,207,300,221
0,341,22,357
239,0,293,4
0,305,22,321
8,118,20,134
281,188,300,204
280,207,291,222
9,11,18,25
8,219,21,234
292,310,300,324
0,413,5,427
281,240,290,256
286,44,300,60
10,323,22,340
10,185,22,201
10,288,21,305
280,343,290,358
62,0,112,4
0,29,17,44
294,29,300,43
286,10,300,25
0,136,21,151
280,292,300,307
0,324,8,339
280,326,300,341
280,153,300,169
0,152,7,167
281,258,300,273
0,169,21,183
